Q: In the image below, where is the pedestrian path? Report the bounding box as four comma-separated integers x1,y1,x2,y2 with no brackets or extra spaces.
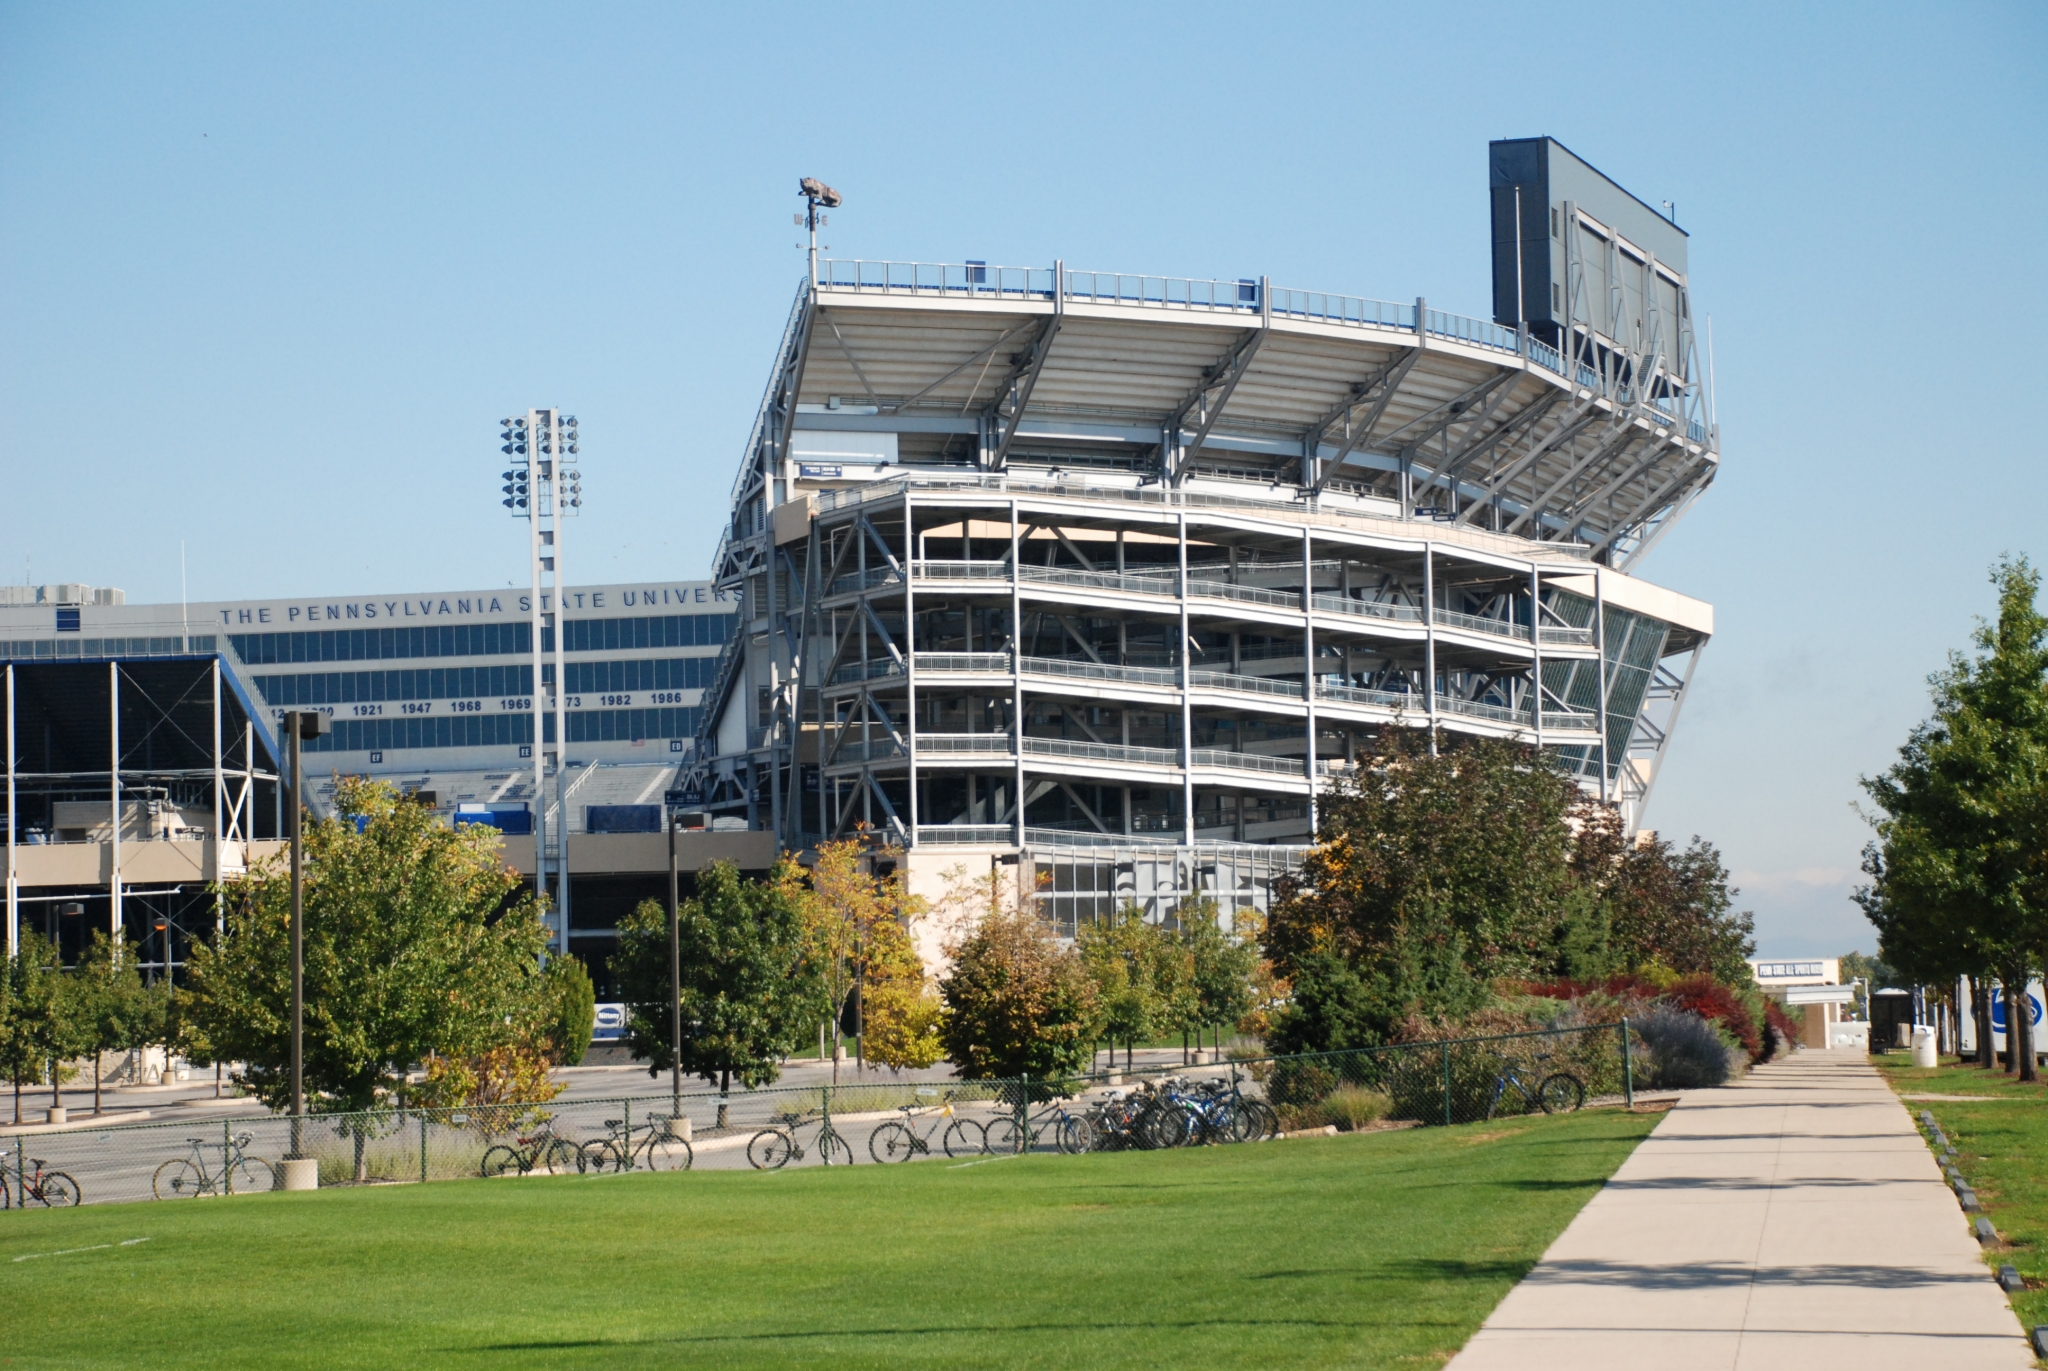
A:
1447,1048,2033,1369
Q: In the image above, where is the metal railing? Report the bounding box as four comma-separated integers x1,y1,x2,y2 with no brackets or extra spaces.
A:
827,658,904,685
1316,682,1422,711
1189,748,1310,778
915,824,1014,844
1433,608,1534,642
911,652,1011,675
1020,656,1179,689
826,566,903,598
912,733,1015,757
1186,669,1304,700
1022,736,1180,769
1185,579,1300,611
1062,271,1260,313
824,733,907,765
909,558,1013,582
1016,564,1182,598
1311,593,1423,624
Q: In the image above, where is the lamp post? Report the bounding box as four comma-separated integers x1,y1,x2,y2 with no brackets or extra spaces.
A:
281,708,330,1141
498,409,582,955
667,807,683,1118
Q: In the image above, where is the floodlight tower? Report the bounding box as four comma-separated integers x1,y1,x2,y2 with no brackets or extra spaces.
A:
499,409,583,953
798,177,841,286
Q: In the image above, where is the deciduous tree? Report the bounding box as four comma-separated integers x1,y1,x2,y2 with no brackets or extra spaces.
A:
614,859,826,1094
184,777,554,1111
1860,557,2048,1079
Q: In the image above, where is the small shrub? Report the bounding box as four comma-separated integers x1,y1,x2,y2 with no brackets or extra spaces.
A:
1319,1084,1393,1131
1634,1007,1732,1089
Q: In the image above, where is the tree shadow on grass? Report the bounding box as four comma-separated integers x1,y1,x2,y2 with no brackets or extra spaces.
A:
459,1315,1457,1353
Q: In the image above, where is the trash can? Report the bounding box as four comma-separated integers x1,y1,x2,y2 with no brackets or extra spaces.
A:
1912,1025,1938,1068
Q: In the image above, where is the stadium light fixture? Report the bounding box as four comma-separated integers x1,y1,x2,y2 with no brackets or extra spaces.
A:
799,177,843,285
497,409,583,956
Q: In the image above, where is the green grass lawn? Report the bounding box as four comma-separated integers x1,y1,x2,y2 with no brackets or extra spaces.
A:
1875,1052,2048,1330
0,1108,1658,1370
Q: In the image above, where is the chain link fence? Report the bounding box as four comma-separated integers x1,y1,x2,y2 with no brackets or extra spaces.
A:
2,1022,1634,1209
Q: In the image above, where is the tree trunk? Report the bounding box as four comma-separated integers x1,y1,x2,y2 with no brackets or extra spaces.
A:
354,1128,368,1183
2015,979,2031,1082
1975,976,1995,1068
11,1076,19,1125
49,1058,59,1111
94,1054,102,1115
717,1067,730,1130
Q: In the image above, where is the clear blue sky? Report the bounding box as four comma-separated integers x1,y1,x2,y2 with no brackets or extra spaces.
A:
2,2,2042,957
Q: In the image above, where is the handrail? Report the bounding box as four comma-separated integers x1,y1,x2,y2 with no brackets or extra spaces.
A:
1184,579,1299,611
1315,682,1421,711
1018,656,1179,689
1022,736,1179,769
826,658,904,686
1311,592,1423,624
1186,669,1304,700
1433,607,1533,642
911,652,1010,674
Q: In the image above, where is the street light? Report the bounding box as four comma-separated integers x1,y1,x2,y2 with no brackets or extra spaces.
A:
667,805,683,1118
281,708,330,1140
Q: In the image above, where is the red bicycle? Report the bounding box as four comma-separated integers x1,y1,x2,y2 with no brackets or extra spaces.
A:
5,1155,81,1208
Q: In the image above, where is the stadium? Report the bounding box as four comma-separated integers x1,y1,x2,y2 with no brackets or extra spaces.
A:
682,136,1716,932
0,578,757,996
1,136,1715,978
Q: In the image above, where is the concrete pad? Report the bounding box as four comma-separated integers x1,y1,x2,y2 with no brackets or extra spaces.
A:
1445,1050,2033,1370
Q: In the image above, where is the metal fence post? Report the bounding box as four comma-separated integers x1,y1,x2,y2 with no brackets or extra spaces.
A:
1441,1041,1453,1127
625,1099,633,1170
1019,1073,1030,1154
1621,1018,1634,1108
420,1112,429,1184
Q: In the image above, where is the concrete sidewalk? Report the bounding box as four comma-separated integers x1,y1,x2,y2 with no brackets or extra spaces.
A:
1448,1049,2033,1369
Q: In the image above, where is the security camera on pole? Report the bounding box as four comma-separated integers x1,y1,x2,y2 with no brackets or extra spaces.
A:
499,409,582,955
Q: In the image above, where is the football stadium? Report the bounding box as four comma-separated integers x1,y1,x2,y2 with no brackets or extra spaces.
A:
681,136,1716,931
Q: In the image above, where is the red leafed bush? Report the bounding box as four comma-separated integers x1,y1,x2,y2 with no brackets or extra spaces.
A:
1763,998,1799,1053
1661,975,1762,1061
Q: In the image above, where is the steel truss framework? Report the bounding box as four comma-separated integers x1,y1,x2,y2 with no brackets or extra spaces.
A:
686,260,1716,918
3,654,284,968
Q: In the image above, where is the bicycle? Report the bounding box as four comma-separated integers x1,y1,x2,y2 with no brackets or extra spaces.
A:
1485,1053,1585,1119
867,1092,986,1163
1154,1076,1275,1146
479,1124,580,1178
581,1113,695,1173
988,1093,1094,1155
153,1133,273,1200
5,1156,80,1208
748,1108,854,1169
